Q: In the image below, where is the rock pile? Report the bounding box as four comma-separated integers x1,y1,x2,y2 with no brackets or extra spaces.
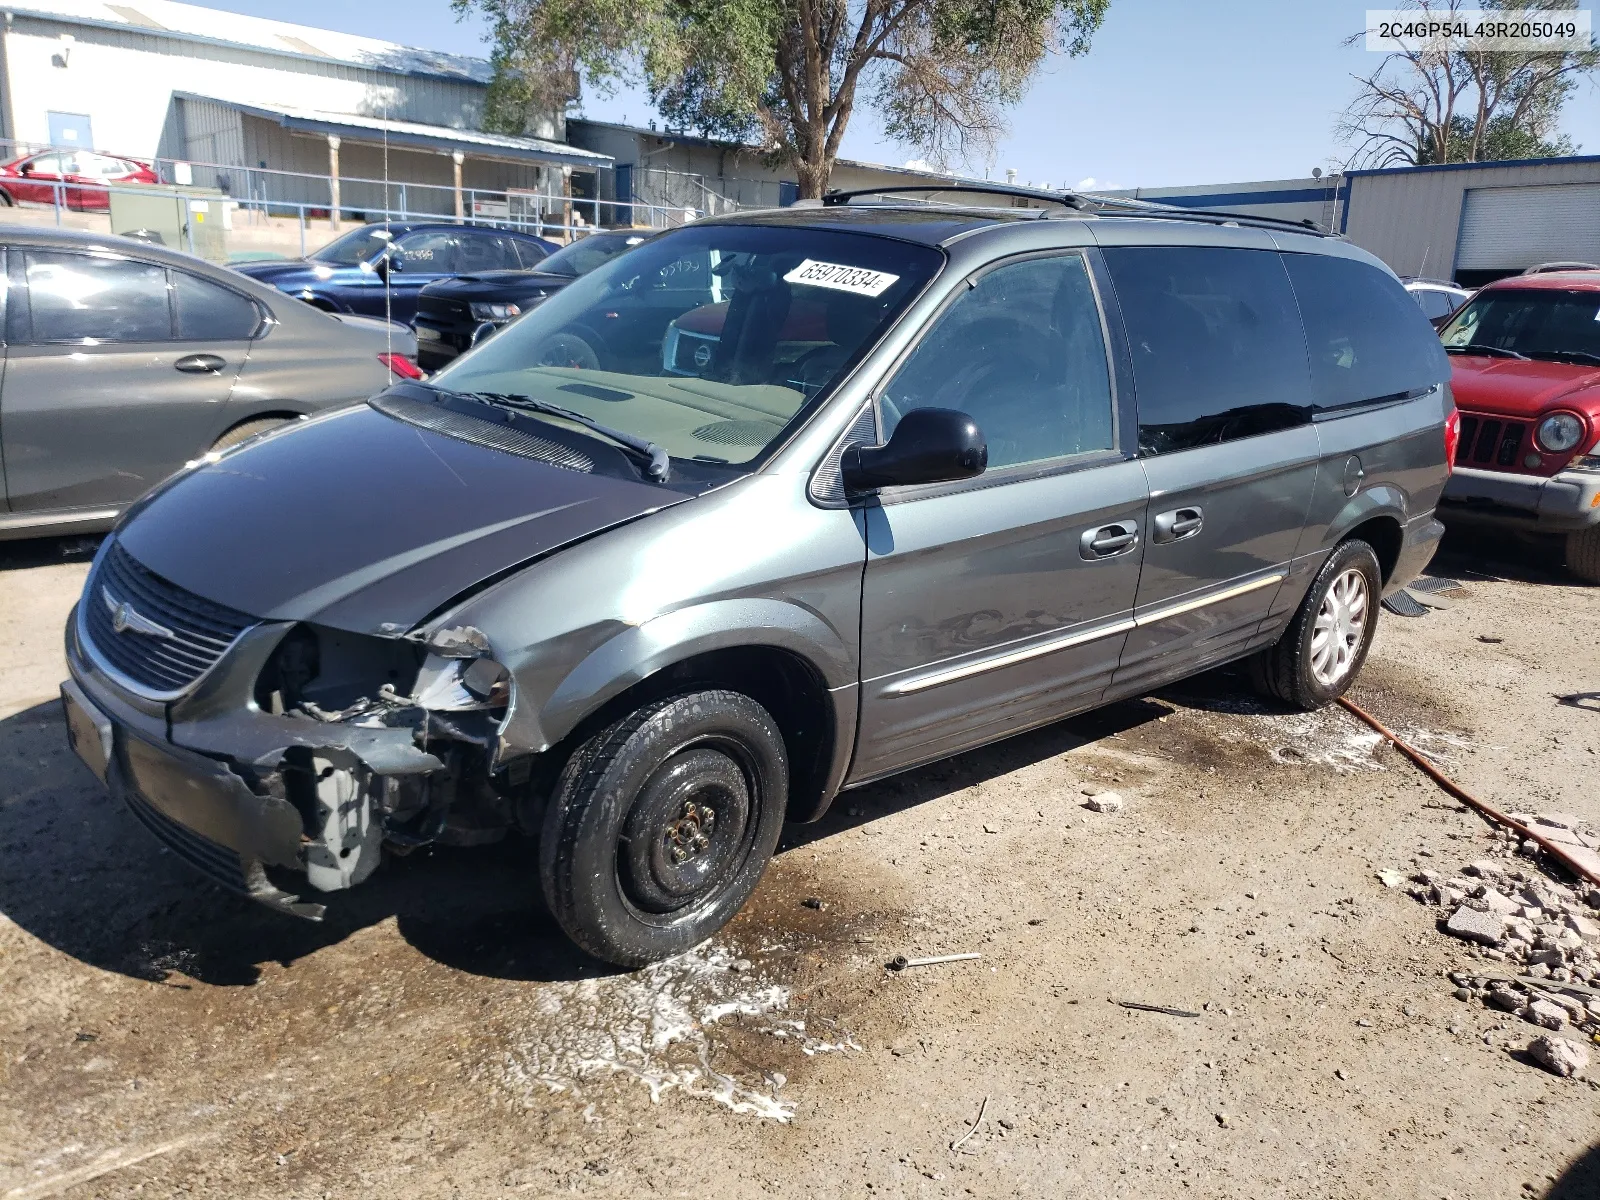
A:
1412,813,1600,1076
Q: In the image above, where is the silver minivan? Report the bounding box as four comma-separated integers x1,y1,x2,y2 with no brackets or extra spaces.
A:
62,190,1453,965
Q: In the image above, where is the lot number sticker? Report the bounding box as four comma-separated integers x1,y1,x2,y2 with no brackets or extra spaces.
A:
784,259,900,297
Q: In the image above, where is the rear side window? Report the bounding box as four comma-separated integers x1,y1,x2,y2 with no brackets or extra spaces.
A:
1103,245,1312,455
25,250,171,342
458,231,521,273
1284,253,1449,413
173,270,260,339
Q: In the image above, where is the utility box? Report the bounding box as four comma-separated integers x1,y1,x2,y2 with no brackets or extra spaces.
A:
108,187,229,263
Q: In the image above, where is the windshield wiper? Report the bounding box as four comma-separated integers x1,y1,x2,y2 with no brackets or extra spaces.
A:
1529,350,1600,367
442,387,670,481
1445,344,1529,360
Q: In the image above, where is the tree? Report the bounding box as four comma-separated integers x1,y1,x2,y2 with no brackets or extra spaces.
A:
454,0,1110,197
1337,0,1598,168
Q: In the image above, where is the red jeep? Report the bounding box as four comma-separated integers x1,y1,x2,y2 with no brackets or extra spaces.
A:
1438,269,1600,582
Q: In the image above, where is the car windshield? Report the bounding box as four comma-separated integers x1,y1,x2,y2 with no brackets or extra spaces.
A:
1441,289,1600,361
431,223,943,467
538,232,652,278
310,225,398,266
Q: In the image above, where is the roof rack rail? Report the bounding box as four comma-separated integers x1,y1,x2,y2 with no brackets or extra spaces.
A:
819,183,1335,237
821,182,1091,210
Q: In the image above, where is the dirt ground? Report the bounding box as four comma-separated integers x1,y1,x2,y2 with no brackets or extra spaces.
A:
2,530,1598,1200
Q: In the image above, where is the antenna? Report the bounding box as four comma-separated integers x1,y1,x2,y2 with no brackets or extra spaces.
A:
382,91,392,361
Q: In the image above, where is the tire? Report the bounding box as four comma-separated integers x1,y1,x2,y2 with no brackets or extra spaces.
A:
539,690,789,967
1252,539,1383,710
212,416,292,450
1566,526,1600,585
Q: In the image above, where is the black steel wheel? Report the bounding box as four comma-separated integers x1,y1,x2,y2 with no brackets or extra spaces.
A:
1251,538,1382,710
539,690,788,967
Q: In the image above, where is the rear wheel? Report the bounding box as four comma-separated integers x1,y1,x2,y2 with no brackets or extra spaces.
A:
212,416,292,450
1251,539,1382,710
539,690,788,967
1566,526,1600,585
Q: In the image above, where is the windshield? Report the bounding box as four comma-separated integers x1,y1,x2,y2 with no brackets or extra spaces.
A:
538,232,651,278
310,225,397,266
431,224,943,467
1441,289,1600,361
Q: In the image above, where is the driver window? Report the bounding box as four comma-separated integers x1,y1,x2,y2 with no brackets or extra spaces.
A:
879,254,1114,469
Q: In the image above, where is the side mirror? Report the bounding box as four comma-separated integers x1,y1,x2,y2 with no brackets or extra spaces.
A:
841,407,987,491
471,321,498,347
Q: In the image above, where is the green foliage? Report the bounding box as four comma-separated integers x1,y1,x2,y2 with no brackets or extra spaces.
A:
455,0,1110,194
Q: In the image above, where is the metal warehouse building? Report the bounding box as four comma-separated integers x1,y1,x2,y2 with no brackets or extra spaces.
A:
0,0,610,222
1110,157,1600,286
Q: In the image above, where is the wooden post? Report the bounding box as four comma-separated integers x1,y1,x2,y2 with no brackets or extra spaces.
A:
453,150,464,222
561,165,572,240
326,134,341,231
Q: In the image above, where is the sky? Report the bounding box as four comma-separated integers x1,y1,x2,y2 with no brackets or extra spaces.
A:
194,0,1600,189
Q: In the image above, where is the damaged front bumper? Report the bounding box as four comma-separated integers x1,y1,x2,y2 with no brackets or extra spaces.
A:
63,610,496,920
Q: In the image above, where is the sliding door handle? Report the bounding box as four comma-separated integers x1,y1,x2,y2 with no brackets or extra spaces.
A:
1152,506,1203,544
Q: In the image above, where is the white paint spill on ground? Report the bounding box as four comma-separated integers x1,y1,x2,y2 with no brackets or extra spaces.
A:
493,942,858,1122
1181,698,1473,774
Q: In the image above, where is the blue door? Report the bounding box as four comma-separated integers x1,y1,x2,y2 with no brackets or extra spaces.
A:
47,112,94,150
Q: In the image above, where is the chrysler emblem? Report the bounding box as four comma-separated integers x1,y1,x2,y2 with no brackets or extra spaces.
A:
102,587,174,640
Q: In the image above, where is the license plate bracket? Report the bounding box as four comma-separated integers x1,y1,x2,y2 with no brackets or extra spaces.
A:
61,678,114,783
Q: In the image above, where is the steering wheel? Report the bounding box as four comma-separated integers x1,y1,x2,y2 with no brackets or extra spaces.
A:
533,330,601,371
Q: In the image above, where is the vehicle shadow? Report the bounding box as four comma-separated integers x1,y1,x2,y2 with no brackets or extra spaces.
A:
1548,1141,1600,1199
779,696,1174,853
0,533,102,572
0,691,1172,989
1430,525,1578,587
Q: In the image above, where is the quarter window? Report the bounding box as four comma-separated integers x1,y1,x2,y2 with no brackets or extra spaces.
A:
25,250,171,342
878,254,1115,470
1102,245,1312,455
1285,253,1449,412
173,271,260,340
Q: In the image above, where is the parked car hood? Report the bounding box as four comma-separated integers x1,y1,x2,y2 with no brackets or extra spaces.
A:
421,270,576,301
114,400,694,635
1449,356,1600,418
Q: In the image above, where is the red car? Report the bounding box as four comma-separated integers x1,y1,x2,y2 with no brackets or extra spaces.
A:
0,149,159,211
1438,269,1600,581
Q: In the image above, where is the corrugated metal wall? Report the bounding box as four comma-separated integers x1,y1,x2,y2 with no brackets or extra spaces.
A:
1343,158,1600,280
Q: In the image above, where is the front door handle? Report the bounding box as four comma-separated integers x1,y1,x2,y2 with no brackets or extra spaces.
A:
1080,521,1140,560
1152,506,1204,544
174,353,226,374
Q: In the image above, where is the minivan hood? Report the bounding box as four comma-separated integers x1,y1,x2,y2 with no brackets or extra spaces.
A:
115,401,693,635
1449,356,1600,418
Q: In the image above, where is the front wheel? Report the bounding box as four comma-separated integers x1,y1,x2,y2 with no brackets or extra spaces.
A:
1251,539,1382,710
1566,526,1600,585
539,690,788,967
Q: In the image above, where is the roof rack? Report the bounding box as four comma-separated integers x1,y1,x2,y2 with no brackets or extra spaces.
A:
819,183,1335,237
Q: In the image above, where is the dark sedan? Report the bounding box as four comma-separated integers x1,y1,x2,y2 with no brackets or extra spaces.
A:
232,222,559,324
412,229,654,370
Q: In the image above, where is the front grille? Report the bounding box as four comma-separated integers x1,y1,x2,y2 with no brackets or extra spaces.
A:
1456,413,1527,469
668,328,719,375
85,541,257,694
370,391,595,472
122,787,250,895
